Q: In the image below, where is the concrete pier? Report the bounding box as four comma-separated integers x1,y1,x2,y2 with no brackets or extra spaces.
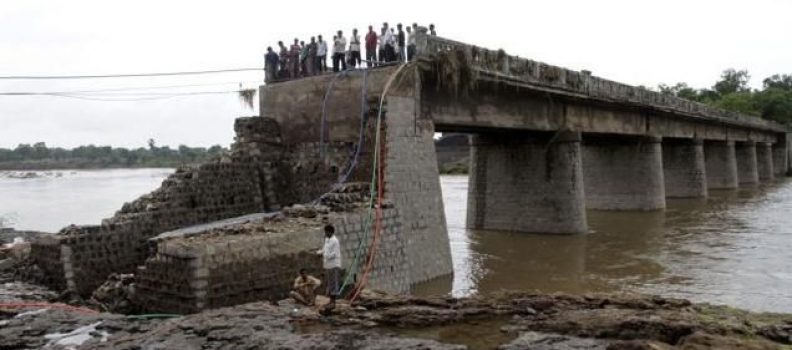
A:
467,131,587,234
662,138,707,198
582,135,665,211
704,141,739,190
736,141,759,186
773,143,789,177
757,142,774,182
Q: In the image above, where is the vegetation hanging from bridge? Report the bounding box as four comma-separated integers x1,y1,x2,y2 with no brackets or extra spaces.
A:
419,48,478,97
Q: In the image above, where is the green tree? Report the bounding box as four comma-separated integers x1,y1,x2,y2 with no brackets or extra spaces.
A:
755,88,792,124
713,68,750,96
713,92,759,116
763,74,792,91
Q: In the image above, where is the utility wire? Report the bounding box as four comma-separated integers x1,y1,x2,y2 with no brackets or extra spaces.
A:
5,90,245,102
0,68,263,80
0,80,262,95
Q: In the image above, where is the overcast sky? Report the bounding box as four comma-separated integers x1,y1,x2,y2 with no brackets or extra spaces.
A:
1,0,790,149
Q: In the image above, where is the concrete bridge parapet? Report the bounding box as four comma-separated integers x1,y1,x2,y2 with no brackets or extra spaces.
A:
467,131,586,234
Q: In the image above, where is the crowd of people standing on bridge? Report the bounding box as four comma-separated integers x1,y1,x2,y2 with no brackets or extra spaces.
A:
264,23,437,83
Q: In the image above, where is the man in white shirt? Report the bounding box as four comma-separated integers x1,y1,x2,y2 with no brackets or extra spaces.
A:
378,27,387,66
317,35,328,73
382,23,396,62
332,30,347,72
349,28,361,68
319,224,342,309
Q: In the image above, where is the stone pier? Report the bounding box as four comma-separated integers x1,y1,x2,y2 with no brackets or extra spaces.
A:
467,131,586,234
757,142,774,182
704,141,739,190
736,141,759,186
662,138,707,198
773,144,788,177
582,135,665,211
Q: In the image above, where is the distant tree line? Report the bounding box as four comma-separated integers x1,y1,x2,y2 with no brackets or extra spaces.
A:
655,70,792,125
0,138,228,170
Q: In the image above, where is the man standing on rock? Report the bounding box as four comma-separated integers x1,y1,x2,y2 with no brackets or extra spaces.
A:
318,224,341,309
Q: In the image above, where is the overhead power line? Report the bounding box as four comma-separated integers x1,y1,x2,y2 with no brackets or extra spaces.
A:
0,80,262,95
0,67,263,80
0,90,249,102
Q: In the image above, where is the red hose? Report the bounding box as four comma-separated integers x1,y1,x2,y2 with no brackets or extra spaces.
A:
0,302,100,315
351,135,386,302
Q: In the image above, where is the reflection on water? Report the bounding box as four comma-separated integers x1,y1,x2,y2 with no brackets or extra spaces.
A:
414,175,792,313
0,169,172,232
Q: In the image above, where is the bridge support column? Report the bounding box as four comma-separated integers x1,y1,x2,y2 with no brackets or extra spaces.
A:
582,135,665,211
736,141,759,186
704,141,738,189
467,131,587,234
757,142,774,182
662,138,707,198
773,142,788,177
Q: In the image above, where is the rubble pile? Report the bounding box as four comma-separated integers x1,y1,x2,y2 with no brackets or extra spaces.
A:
89,273,137,314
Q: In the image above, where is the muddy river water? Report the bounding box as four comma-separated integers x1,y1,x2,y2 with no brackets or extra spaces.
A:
2,170,791,313
415,175,792,313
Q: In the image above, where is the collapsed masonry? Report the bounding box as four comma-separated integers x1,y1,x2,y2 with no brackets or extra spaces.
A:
29,65,453,313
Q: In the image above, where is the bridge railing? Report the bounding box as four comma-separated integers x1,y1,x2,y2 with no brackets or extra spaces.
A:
416,29,785,132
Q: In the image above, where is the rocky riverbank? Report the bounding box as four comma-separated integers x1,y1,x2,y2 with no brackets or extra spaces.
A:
1,277,791,350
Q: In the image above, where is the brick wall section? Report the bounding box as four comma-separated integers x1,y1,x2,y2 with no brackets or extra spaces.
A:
384,91,453,285
135,208,409,314
28,235,67,290
756,142,774,182
467,131,587,234
31,117,289,295
736,141,759,186
331,208,410,294
582,136,666,211
704,141,739,190
662,139,707,198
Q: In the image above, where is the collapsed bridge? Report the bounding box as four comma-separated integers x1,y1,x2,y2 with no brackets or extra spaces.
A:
29,27,790,313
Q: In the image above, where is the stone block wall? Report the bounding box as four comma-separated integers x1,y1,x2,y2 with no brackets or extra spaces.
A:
662,139,707,198
28,235,69,290
31,117,287,295
582,136,666,211
136,208,409,314
332,208,410,294
467,131,587,234
260,67,453,287
736,141,759,186
704,141,739,189
385,84,453,285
